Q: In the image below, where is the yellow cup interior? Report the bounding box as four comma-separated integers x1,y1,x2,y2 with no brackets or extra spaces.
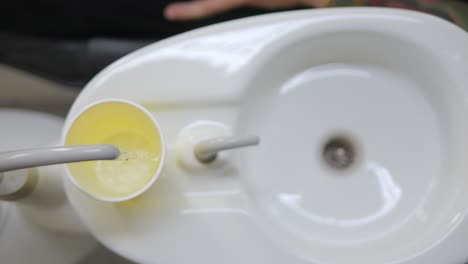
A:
65,100,163,201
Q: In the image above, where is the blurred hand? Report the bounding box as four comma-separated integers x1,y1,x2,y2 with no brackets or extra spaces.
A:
164,0,330,21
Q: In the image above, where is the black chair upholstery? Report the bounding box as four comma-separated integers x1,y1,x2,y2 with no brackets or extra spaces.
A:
0,0,288,88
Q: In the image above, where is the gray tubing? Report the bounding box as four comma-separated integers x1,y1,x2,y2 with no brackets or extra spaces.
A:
0,145,120,172
195,136,260,163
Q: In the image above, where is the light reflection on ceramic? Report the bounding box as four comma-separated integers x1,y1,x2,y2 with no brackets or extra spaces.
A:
64,8,468,264
180,189,247,215
277,161,403,228
280,65,374,96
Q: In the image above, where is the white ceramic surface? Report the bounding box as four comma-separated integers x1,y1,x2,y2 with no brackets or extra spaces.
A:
63,8,468,264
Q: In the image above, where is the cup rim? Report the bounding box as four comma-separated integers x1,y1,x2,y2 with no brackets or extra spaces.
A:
62,98,165,203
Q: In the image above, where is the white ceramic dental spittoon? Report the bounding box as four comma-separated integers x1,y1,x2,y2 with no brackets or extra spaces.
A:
62,8,468,264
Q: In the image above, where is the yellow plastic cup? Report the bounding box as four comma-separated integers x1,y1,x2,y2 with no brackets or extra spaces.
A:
63,99,165,202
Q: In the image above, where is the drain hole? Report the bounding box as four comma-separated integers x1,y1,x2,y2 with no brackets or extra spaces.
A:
322,136,357,170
